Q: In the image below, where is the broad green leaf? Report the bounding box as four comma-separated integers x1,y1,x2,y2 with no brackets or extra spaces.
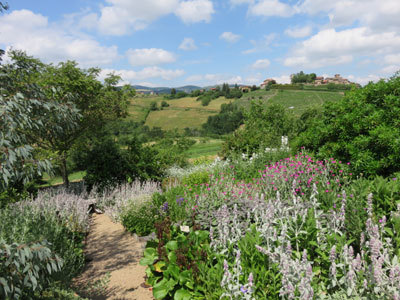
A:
174,289,192,300
166,241,178,251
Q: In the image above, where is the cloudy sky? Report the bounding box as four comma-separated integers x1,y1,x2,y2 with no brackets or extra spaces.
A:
1,0,399,87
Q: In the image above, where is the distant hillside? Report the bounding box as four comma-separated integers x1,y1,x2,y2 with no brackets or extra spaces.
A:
131,85,202,94
127,88,344,131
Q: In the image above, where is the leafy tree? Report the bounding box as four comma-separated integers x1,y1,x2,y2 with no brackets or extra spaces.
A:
202,103,244,135
222,83,230,94
0,52,80,192
295,73,400,176
82,135,163,191
2,51,129,186
221,102,293,156
291,71,317,84
171,88,176,95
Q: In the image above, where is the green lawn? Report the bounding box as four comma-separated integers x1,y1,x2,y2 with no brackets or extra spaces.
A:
185,138,224,158
40,171,86,187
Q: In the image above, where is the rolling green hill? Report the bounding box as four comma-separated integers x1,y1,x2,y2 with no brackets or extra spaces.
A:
128,89,344,131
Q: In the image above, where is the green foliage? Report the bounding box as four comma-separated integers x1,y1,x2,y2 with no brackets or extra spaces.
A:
83,136,163,191
140,219,209,299
221,102,293,157
326,83,353,91
150,101,159,111
161,100,169,108
0,52,81,192
0,240,63,299
202,103,244,135
1,50,129,187
0,206,86,282
122,202,160,236
82,137,127,191
291,71,316,84
295,74,400,176
153,136,194,170
200,95,212,106
181,171,210,187
270,84,304,90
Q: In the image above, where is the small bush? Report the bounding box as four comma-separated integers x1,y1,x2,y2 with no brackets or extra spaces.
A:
122,203,159,236
182,171,210,187
0,240,63,299
161,100,169,108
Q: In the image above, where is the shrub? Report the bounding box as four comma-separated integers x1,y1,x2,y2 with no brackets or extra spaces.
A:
0,240,63,299
182,171,210,187
83,136,163,191
122,202,159,236
201,95,212,106
202,103,244,135
221,102,294,157
149,101,158,111
161,100,169,108
295,73,400,177
0,188,91,298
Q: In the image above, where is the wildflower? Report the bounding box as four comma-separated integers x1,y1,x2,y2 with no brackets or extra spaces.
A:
162,202,169,212
176,197,184,206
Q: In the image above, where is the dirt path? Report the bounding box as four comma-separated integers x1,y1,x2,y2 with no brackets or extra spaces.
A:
75,214,154,300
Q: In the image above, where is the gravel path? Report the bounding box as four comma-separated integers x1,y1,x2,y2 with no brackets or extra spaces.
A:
74,213,154,300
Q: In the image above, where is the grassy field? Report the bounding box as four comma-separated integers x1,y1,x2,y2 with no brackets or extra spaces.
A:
40,171,86,187
127,89,343,131
268,89,344,116
129,95,232,131
185,138,224,158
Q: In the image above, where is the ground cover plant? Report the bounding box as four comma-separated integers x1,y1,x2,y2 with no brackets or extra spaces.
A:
137,151,400,299
0,188,92,299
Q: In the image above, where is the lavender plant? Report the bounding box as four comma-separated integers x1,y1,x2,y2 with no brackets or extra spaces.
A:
93,180,161,222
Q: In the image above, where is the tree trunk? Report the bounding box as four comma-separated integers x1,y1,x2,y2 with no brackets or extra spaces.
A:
60,154,69,188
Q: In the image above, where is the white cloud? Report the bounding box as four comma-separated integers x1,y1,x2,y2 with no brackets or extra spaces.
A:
251,59,270,69
100,67,185,82
284,26,312,38
243,33,276,54
248,0,295,18
380,65,400,75
126,48,176,66
179,38,197,51
244,74,263,85
220,32,241,43
97,0,179,35
0,10,119,67
384,54,400,65
271,74,291,84
175,0,214,24
284,27,400,68
297,0,400,31
93,0,214,35
347,74,382,86
186,73,243,85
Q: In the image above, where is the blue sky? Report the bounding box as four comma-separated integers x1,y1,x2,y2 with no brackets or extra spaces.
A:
1,0,400,87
